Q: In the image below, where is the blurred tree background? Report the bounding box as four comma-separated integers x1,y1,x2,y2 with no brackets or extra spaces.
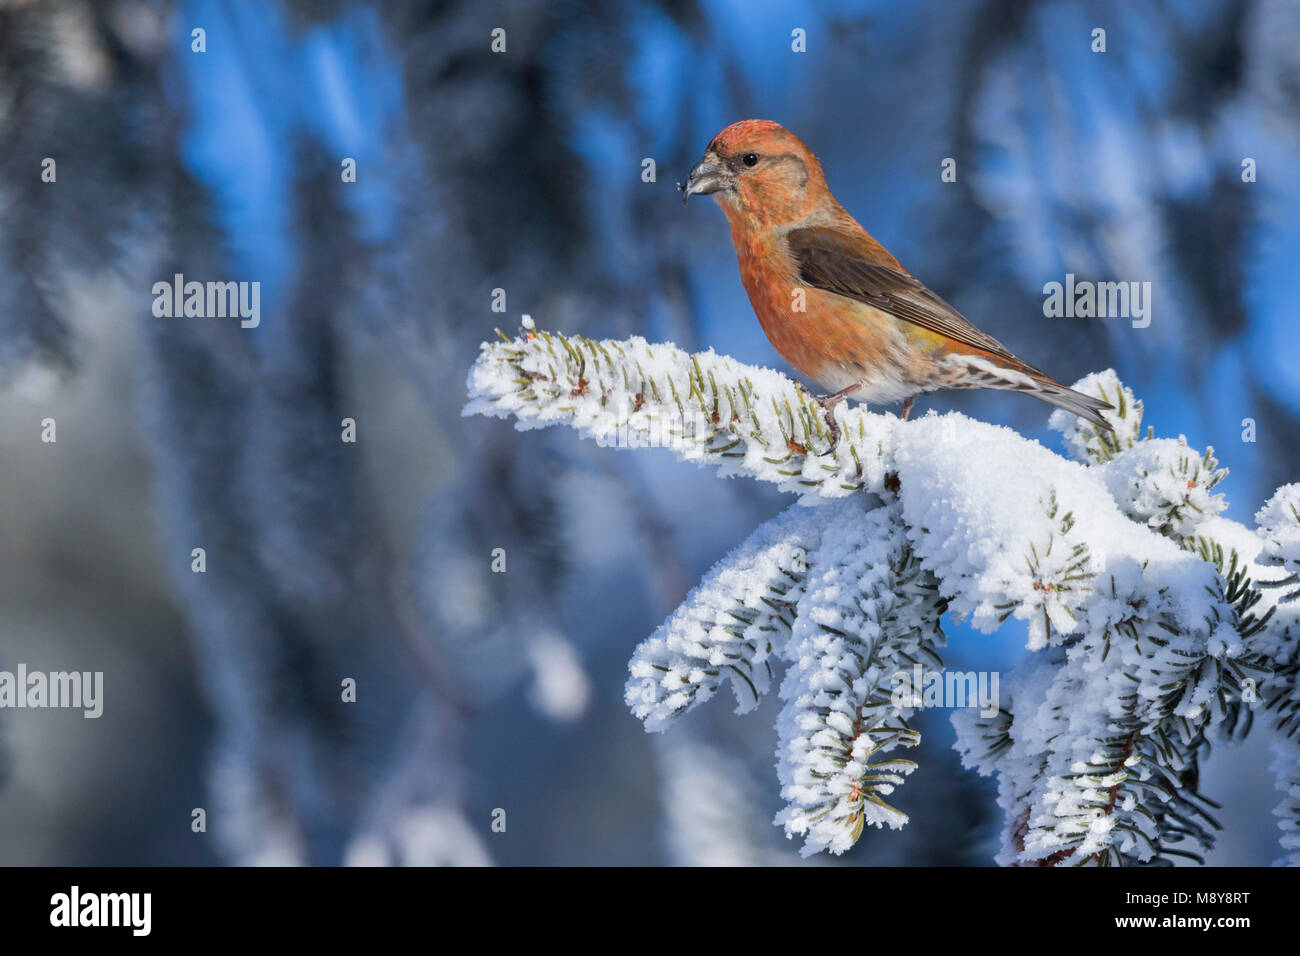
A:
0,0,1296,864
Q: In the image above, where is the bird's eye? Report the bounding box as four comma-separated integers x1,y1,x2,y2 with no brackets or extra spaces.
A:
743,153,759,167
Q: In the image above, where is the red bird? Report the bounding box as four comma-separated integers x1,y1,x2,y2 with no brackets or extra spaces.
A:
680,120,1112,438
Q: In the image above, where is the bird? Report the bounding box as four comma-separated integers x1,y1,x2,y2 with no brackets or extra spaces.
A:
677,119,1113,441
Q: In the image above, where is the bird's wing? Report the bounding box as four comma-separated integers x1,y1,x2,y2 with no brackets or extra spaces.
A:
786,225,1043,375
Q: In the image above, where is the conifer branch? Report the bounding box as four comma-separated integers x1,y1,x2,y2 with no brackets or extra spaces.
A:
774,499,946,855
625,500,840,731
465,326,896,501
466,326,1300,864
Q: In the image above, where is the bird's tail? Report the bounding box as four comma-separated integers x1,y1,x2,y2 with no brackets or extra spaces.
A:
1022,373,1115,432
946,354,1114,431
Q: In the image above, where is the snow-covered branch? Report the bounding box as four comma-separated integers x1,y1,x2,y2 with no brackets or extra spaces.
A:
466,326,1300,865
464,325,895,500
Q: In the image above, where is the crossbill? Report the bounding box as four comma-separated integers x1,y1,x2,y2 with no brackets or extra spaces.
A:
680,119,1112,438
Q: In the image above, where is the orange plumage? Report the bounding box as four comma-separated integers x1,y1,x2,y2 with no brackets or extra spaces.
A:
680,119,1112,433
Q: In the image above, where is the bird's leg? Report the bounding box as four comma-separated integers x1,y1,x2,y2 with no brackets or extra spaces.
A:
900,396,915,420
813,383,862,446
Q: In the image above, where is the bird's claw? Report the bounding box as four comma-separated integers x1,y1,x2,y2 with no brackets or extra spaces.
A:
823,410,841,446
813,390,845,448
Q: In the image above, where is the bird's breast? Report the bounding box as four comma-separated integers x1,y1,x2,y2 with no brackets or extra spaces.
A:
732,236,925,401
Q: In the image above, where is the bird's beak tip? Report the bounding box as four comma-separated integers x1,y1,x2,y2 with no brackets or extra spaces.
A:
680,159,726,207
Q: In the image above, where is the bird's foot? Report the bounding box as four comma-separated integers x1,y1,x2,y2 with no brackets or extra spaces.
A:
900,396,915,421
813,384,860,447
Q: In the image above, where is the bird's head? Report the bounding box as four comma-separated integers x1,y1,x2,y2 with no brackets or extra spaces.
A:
680,120,829,227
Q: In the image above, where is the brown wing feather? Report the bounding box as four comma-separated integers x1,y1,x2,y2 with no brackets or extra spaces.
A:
786,225,1044,376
